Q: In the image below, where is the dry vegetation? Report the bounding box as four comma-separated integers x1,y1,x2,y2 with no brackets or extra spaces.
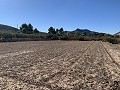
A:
0,41,120,90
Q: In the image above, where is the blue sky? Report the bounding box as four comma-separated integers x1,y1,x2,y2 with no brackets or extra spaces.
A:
0,0,120,34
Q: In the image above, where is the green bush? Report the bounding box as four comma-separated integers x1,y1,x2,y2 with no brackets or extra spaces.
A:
102,37,120,44
46,34,59,40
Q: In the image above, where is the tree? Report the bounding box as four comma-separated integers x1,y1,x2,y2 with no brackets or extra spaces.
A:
22,28,27,34
34,28,39,33
48,27,56,34
56,28,59,34
20,23,35,34
20,23,28,34
66,32,70,37
74,32,79,39
20,23,28,30
56,28,64,35
28,23,33,34
59,28,64,35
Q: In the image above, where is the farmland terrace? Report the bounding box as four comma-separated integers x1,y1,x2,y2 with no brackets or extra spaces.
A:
0,41,120,90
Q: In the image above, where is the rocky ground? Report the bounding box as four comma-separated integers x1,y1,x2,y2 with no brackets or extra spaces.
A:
0,41,120,90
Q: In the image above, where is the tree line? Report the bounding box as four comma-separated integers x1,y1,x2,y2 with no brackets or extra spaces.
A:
20,23,39,34
0,23,120,44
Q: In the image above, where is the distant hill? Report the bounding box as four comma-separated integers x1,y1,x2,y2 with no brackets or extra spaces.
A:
73,29,98,35
65,28,106,36
115,32,120,36
0,24,19,33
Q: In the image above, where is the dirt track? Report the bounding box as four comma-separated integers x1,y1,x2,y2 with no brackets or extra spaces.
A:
0,41,120,90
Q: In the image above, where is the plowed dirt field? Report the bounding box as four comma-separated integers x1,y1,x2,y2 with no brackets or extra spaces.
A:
0,41,120,90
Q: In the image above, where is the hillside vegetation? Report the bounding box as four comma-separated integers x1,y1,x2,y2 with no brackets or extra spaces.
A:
0,24,19,33
0,23,120,44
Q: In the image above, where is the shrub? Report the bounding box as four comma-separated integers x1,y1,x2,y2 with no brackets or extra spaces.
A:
102,37,120,44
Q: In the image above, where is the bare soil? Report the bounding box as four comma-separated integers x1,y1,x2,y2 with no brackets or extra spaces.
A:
0,41,120,90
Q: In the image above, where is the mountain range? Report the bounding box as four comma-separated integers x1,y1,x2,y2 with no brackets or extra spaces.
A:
115,32,120,36
65,28,106,36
